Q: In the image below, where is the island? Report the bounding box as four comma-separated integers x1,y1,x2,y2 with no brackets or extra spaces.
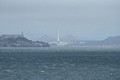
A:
0,34,50,47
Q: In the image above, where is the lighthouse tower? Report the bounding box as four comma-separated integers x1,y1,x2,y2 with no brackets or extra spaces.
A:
57,31,60,42
21,32,24,37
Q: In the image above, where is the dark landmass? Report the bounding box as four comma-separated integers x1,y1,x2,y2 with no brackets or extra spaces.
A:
1,34,120,47
0,35,50,47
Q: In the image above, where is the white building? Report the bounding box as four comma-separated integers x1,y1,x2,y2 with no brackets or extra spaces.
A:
49,31,68,46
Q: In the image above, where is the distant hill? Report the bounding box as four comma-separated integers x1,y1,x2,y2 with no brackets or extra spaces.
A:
39,35,56,42
61,35,78,42
0,35,50,47
68,36,120,47
101,36,120,45
39,35,78,42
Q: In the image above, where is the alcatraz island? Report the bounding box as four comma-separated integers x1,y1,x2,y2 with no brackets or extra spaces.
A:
0,33,50,47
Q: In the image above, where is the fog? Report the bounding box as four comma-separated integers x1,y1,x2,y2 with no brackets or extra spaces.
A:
0,0,120,40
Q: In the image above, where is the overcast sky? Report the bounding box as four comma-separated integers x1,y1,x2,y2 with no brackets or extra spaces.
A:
0,0,120,40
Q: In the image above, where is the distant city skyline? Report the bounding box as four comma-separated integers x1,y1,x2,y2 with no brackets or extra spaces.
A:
0,0,120,40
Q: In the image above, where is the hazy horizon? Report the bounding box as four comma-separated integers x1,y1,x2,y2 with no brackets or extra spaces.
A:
0,0,120,40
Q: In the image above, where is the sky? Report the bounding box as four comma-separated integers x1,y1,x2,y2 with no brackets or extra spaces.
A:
0,0,120,40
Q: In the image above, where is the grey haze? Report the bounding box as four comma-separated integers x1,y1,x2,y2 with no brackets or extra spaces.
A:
0,0,120,40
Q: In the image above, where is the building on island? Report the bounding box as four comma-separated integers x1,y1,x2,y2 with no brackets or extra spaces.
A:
0,32,24,39
49,31,68,46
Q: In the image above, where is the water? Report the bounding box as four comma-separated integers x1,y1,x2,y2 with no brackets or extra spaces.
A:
0,47,120,80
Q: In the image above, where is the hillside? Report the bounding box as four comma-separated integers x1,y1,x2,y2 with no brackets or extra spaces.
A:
68,36,120,47
0,35,50,47
101,36,120,45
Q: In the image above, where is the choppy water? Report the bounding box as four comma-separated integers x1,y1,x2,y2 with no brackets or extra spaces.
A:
0,47,120,80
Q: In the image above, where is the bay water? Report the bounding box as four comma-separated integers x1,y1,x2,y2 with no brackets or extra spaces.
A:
0,47,120,80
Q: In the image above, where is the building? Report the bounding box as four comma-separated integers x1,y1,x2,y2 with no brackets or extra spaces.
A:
0,32,24,39
49,31,68,46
